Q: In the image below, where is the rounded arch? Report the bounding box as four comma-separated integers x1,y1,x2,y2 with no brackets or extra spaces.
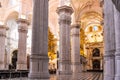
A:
4,11,19,24
10,49,18,69
81,11,102,20
85,24,103,33
80,11,103,30
79,8,102,20
49,0,59,38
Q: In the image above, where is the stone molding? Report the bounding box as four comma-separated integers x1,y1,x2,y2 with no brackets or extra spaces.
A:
71,24,80,29
0,25,9,30
71,34,79,37
0,33,6,37
0,25,8,37
30,54,49,60
71,62,80,65
59,60,71,64
17,18,30,25
17,18,29,33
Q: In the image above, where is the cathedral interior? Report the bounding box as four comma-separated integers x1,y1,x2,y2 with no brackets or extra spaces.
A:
0,0,119,80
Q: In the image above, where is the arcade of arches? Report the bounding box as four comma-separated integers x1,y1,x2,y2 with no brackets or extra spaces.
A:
0,0,120,80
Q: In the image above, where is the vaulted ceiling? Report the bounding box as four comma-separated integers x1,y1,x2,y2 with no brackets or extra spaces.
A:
0,0,103,37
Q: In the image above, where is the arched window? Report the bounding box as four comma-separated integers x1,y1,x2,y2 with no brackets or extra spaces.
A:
92,48,100,57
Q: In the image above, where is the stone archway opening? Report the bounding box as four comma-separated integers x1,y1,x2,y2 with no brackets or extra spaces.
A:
92,59,100,70
11,50,18,70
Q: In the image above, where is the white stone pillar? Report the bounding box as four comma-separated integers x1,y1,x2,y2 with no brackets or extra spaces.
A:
114,4,120,80
71,24,81,79
0,25,7,70
104,0,115,80
17,18,29,70
28,0,49,80
56,6,73,80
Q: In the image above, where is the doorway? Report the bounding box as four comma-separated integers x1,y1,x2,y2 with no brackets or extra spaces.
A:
11,50,18,69
92,60,100,70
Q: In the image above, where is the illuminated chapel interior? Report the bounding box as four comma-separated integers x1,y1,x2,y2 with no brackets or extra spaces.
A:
0,0,120,80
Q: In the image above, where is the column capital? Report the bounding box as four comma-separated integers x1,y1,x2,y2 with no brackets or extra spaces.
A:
56,6,73,25
0,25,8,37
0,25,9,30
17,18,30,25
56,6,74,14
71,24,80,29
17,18,29,33
71,24,80,37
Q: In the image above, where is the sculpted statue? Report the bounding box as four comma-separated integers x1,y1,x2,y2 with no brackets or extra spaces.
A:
112,0,120,12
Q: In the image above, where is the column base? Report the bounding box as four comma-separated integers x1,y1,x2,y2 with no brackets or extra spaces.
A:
57,71,72,80
115,75,120,80
0,63,7,70
17,63,27,70
29,72,49,80
104,75,114,80
72,64,82,73
72,72,80,80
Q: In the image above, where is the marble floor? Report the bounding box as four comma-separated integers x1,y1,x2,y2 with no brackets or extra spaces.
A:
0,72,103,80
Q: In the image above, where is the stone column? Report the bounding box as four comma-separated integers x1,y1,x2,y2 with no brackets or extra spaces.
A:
28,0,49,80
71,24,81,72
104,0,115,80
56,6,73,80
114,4,120,80
0,25,7,70
71,24,81,79
17,18,29,70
